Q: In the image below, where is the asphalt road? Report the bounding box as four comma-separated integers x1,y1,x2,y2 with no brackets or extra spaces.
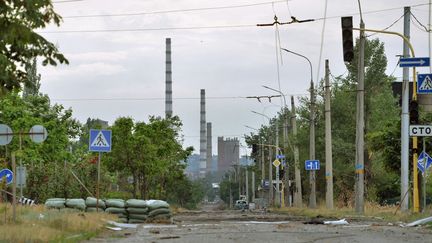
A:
87,207,432,243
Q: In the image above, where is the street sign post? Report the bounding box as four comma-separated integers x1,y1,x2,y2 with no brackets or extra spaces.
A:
417,74,432,94
410,125,432,136
305,160,320,171
399,57,430,67
89,129,112,212
0,168,13,185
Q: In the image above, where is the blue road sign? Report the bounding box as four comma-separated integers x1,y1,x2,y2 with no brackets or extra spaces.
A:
305,160,320,171
0,168,13,185
399,57,430,67
276,154,285,159
89,129,112,152
418,151,432,174
418,74,432,94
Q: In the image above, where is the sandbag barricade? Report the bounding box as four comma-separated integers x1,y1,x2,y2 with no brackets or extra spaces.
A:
65,198,86,211
126,199,148,223
105,199,127,223
85,197,105,212
146,200,171,222
45,198,66,209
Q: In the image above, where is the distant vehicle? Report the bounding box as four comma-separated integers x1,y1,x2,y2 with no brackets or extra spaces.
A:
234,200,249,210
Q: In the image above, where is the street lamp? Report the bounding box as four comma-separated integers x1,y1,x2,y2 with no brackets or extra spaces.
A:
251,110,280,207
281,48,316,208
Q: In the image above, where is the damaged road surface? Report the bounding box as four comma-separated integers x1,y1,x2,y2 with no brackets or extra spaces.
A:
88,210,432,243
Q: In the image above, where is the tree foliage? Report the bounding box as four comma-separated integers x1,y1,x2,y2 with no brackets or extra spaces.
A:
0,0,68,94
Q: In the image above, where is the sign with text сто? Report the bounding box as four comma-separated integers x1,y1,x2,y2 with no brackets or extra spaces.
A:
410,125,432,137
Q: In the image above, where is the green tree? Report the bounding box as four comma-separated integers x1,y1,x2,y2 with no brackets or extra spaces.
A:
0,0,68,94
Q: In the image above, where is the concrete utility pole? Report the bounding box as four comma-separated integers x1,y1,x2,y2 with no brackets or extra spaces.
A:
291,96,303,207
324,59,334,209
355,16,366,213
401,6,411,213
246,165,249,202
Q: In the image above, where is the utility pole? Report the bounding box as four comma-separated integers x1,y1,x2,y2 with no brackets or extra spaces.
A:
355,16,366,214
309,81,316,208
401,6,411,213
324,59,334,209
291,96,302,207
275,122,280,207
269,143,273,206
246,166,249,202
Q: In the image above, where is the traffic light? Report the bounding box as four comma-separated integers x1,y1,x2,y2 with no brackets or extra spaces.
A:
341,17,354,62
410,99,419,124
252,144,258,155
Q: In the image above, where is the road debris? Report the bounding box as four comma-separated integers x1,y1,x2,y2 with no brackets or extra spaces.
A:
404,216,432,227
324,218,349,225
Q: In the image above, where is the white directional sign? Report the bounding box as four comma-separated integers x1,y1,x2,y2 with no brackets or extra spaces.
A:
417,74,432,94
89,129,112,152
410,125,432,137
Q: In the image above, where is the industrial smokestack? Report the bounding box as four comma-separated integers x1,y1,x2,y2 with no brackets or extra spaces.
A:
199,89,207,177
165,38,173,118
206,122,212,173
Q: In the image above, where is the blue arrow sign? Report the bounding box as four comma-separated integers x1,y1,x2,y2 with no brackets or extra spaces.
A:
417,74,432,94
0,169,13,185
399,57,430,67
276,154,285,159
305,160,320,171
89,129,112,152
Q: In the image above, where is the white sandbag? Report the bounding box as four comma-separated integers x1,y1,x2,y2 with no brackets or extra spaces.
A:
145,200,169,210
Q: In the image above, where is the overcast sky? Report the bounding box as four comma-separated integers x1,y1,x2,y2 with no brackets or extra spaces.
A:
38,0,431,155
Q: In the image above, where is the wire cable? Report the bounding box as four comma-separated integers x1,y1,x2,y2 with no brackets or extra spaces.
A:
315,0,328,85
411,12,430,32
365,13,405,37
62,0,288,19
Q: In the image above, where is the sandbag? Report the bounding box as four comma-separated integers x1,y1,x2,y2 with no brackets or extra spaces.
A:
105,207,127,214
45,200,65,209
46,198,66,202
117,218,128,223
85,197,106,208
128,214,148,220
148,208,171,217
146,200,169,210
85,207,105,212
128,219,146,224
105,199,125,208
126,207,149,214
65,199,86,211
125,199,147,208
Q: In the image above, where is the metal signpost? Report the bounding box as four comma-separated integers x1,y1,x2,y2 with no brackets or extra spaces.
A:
89,129,112,211
0,124,48,222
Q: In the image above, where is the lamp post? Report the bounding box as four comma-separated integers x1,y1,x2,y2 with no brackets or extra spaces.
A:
262,85,290,207
251,110,279,207
281,48,316,208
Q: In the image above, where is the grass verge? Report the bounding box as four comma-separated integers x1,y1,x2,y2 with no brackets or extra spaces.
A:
0,203,117,242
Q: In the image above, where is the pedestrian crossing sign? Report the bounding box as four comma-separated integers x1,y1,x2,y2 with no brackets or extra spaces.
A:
417,74,432,94
89,129,112,152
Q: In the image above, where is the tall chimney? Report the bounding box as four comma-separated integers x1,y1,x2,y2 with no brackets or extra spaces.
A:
206,122,212,173
199,89,207,177
165,38,173,118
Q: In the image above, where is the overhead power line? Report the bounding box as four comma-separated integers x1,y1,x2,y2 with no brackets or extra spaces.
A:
62,0,288,19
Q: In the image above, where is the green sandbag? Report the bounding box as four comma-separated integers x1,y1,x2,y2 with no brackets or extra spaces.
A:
85,197,106,208
126,207,149,214
65,199,86,211
105,207,127,214
128,219,146,224
125,199,147,208
46,198,66,202
148,208,171,217
85,207,105,212
128,214,148,220
146,200,169,210
118,213,128,219
117,218,128,223
105,199,125,208
45,200,65,209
